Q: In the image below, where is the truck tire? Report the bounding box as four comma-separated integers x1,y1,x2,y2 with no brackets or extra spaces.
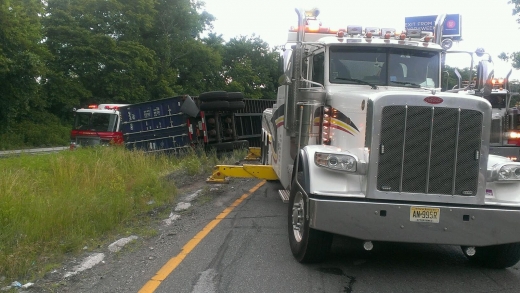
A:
461,243,520,269
199,91,228,102
227,101,245,110
200,101,230,111
260,133,268,165
226,92,244,101
288,169,333,263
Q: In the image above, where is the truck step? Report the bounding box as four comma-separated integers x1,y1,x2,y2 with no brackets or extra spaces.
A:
278,190,290,203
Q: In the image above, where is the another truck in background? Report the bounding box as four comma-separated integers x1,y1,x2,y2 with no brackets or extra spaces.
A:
70,104,129,149
443,50,519,161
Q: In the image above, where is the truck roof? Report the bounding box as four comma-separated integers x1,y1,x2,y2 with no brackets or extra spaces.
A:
75,108,122,114
287,31,443,51
286,17,445,50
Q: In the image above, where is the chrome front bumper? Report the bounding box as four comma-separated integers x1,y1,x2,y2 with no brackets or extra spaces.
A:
309,198,520,246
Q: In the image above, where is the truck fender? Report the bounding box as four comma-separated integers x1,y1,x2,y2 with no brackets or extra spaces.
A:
292,148,312,195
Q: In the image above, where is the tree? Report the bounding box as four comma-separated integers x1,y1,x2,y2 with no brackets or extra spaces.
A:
142,0,215,98
441,65,473,91
221,35,279,99
500,1,520,69
0,0,48,133
43,0,159,111
176,38,226,95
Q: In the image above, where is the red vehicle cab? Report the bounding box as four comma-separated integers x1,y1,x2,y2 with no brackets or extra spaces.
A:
70,104,128,149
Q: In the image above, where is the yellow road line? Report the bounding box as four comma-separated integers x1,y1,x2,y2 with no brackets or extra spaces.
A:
138,180,267,293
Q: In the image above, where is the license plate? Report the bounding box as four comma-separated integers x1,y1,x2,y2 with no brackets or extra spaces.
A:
410,206,440,223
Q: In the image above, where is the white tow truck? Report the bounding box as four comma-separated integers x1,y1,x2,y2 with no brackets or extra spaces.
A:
208,8,520,268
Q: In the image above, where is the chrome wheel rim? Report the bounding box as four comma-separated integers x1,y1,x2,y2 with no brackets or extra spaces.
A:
291,190,304,242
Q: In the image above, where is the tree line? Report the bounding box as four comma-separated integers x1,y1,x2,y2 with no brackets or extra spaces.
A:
500,0,520,68
0,0,281,149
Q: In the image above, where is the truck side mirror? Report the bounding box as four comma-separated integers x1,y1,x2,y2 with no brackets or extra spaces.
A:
278,73,292,86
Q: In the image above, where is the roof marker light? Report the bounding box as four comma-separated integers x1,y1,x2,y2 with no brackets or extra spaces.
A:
347,25,363,35
381,28,396,36
365,27,380,36
406,28,421,38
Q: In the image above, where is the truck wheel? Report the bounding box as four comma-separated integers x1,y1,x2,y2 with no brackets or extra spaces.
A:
199,91,228,102
200,101,230,111
227,101,245,110
288,170,333,263
260,134,268,165
461,243,520,268
226,92,244,101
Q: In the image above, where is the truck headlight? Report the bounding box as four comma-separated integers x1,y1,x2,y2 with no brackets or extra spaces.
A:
498,165,520,180
488,162,520,182
315,152,361,173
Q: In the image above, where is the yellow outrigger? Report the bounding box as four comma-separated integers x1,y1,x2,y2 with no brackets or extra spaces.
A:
206,147,279,183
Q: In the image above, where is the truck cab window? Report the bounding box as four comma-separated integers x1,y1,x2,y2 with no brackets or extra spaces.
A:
312,52,325,86
329,46,386,85
388,48,440,88
486,94,506,109
74,113,117,132
329,46,440,88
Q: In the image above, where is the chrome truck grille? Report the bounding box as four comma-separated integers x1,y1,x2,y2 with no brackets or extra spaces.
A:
76,136,101,147
376,106,483,196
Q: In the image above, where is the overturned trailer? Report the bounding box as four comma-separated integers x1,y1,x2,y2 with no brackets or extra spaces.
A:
118,92,275,153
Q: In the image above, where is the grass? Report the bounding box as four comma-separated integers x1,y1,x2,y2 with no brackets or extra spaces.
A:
0,145,247,285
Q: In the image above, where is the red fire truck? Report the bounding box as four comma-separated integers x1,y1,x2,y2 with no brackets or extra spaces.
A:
70,104,128,149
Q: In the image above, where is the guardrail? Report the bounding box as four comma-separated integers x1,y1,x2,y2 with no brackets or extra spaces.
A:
0,146,69,157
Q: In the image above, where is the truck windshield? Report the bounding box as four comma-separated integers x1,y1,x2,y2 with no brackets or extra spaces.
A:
73,112,118,132
329,46,440,88
486,94,507,109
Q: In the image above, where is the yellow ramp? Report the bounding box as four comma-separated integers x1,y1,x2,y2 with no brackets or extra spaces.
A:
206,164,278,183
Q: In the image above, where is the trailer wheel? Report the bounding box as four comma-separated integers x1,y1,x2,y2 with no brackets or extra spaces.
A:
288,169,332,263
200,101,230,111
227,101,245,110
226,92,244,101
199,91,228,102
461,243,520,269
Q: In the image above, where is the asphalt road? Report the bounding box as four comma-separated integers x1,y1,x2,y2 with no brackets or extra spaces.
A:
0,146,68,157
31,177,520,293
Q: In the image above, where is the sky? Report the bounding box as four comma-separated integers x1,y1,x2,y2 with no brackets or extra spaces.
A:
202,0,520,80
